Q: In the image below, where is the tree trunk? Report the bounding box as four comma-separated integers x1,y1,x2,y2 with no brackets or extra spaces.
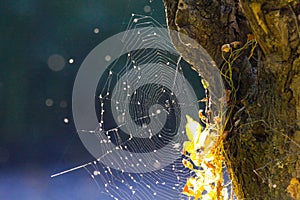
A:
163,0,300,199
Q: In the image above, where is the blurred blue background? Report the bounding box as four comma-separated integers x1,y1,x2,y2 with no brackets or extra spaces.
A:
0,1,205,199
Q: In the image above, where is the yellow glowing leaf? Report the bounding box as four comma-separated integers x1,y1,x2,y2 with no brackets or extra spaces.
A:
194,127,218,156
186,177,196,187
194,128,208,150
183,141,194,154
185,115,202,142
207,189,218,200
190,152,201,167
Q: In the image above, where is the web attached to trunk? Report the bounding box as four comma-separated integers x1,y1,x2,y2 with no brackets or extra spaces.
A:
52,14,203,200
92,14,198,199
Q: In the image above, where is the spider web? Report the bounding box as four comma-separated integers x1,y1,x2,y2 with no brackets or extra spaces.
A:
54,8,300,200
92,14,198,200
53,14,207,200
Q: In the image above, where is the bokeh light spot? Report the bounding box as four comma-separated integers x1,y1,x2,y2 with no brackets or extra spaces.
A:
63,118,69,124
105,55,111,61
94,28,100,34
68,58,74,64
47,54,66,71
45,98,54,107
144,5,151,13
59,100,68,108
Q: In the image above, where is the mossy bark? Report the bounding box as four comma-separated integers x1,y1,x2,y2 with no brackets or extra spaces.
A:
164,0,300,199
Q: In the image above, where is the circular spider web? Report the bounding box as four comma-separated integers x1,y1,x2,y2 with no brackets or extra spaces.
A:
69,14,225,200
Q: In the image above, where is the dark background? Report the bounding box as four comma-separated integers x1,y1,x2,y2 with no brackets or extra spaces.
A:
0,1,204,199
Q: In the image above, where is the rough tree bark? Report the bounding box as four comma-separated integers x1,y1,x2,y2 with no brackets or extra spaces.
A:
163,0,300,199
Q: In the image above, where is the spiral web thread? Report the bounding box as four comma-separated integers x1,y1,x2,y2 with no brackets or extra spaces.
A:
66,14,201,200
